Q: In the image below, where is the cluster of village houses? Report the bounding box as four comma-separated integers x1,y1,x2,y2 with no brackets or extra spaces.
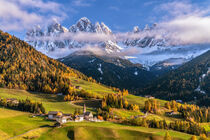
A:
5,98,19,104
48,104,103,124
144,95,183,103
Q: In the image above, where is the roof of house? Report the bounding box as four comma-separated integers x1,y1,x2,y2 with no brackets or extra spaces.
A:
77,115,84,117
75,117,81,121
7,98,18,101
56,116,72,119
75,115,84,120
63,113,72,116
84,112,92,116
48,111,63,115
75,86,82,89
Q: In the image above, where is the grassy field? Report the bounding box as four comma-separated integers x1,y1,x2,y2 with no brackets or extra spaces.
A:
0,108,53,138
112,108,144,119
0,88,207,140
0,88,185,124
201,123,210,132
0,88,95,114
71,77,116,98
0,108,197,140
0,88,167,113
125,94,167,109
39,122,197,140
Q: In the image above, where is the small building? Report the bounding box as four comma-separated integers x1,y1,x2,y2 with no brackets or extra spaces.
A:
84,112,93,121
93,117,98,122
134,114,147,119
57,93,63,96
75,115,84,122
91,116,103,122
75,86,82,90
6,98,19,104
176,100,183,103
145,95,155,99
83,104,93,121
48,111,63,120
166,111,176,116
74,104,95,122
56,116,72,124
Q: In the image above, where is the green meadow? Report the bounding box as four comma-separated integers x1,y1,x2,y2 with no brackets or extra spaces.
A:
0,88,207,140
0,108,197,140
0,88,95,113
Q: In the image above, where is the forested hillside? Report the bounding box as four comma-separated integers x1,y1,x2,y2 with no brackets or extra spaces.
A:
138,50,210,106
0,30,89,94
58,51,155,90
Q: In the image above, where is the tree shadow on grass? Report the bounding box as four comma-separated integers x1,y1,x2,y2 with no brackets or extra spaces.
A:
67,129,75,140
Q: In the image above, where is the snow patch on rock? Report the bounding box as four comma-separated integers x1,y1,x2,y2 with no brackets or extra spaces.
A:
98,64,103,74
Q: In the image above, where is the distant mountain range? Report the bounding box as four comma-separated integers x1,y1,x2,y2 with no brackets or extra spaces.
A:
26,17,121,55
26,17,210,68
25,17,210,90
0,26,209,106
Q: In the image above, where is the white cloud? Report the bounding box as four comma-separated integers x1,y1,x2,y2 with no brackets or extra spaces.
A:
0,0,65,31
144,1,158,6
159,16,210,44
155,1,210,45
158,1,193,17
27,32,115,42
72,0,92,7
80,45,106,56
12,0,62,13
109,6,119,11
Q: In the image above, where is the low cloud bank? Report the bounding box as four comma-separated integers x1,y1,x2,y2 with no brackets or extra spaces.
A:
28,15,210,46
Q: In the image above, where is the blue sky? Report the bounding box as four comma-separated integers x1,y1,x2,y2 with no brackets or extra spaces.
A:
1,0,210,39
59,0,167,31
48,0,210,31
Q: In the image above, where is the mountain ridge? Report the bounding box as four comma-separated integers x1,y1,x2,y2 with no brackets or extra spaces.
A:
26,17,121,55
58,51,155,90
138,50,210,106
26,17,210,69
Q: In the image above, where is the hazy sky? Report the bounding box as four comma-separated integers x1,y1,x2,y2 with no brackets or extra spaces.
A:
1,0,210,39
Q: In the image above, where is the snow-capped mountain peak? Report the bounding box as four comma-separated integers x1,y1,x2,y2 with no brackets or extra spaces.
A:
100,22,112,34
47,22,68,36
70,17,94,32
26,18,210,70
26,17,119,57
95,22,103,33
133,26,140,33
26,25,43,37
144,24,150,31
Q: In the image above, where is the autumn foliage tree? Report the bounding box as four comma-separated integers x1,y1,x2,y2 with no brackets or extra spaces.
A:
101,93,139,111
144,99,160,113
0,30,89,94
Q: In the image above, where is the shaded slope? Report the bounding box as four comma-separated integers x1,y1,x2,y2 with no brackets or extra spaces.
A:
58,51,155,90
139,50,210,106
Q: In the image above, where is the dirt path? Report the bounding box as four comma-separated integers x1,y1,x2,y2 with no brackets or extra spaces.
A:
7,127,49,140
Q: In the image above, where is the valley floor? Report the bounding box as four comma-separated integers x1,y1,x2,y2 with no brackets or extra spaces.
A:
0,108,198,140
0,88,209,140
